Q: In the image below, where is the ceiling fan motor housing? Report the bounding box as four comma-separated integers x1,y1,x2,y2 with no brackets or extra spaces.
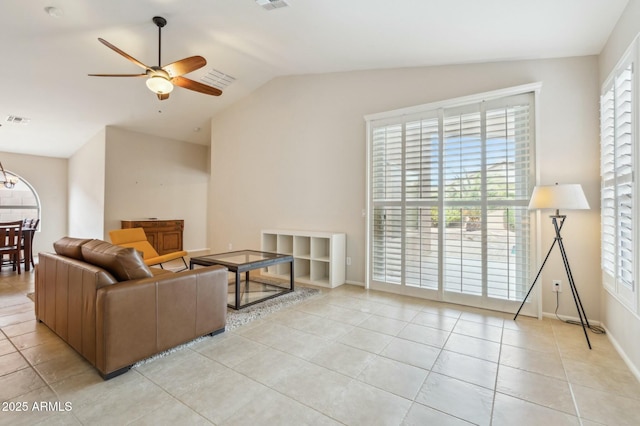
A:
152,16,167,28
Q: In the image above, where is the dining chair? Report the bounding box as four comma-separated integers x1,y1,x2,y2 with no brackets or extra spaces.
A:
20,218,39,268
0,221,23,274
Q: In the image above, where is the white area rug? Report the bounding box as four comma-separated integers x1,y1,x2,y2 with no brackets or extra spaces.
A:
133,286,320,367
225,286,320,331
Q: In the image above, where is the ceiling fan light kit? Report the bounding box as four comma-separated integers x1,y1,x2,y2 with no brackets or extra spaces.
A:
146,75,173,94
89,16,222,101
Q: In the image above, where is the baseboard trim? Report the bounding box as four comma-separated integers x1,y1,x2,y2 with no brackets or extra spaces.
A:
601,324,640,383
541,311,602,326
186,248,210,257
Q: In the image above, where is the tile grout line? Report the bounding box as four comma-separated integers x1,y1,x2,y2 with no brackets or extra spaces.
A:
401,308,469,423
217,304,349,425
488,319,505,426
554,324,584,426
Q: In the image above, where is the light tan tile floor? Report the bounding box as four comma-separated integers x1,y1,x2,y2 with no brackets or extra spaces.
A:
1,270,640,425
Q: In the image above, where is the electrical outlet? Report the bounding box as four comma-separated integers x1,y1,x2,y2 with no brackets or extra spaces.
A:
346,257,352,266
228,243,233,250
552,279,562,293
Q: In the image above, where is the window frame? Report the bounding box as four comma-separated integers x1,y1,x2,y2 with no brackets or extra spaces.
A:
0,170,41,228
601,37,639,314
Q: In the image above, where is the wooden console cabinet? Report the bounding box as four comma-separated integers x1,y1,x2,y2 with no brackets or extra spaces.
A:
121,219,184,255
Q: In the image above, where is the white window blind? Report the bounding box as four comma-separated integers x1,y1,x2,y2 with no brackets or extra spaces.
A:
368,89,535,309
601,51,636,309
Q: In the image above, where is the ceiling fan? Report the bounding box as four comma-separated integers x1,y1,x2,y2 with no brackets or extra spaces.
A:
89,16,222,101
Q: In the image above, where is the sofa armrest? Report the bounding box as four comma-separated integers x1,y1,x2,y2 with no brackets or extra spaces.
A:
95,265,228,377
35,252,118,366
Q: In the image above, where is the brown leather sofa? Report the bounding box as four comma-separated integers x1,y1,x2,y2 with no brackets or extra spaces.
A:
35,237,228,379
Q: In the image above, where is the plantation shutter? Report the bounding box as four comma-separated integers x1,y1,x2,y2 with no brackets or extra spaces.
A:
601,84,616,278
485,102,532,300
404,117,440,289
601,58,635,297
441,98,532,299
442,107,484,295
367,86,536,312
372,123,403,284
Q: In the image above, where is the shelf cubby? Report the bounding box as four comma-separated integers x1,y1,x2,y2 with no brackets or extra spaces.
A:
276,261,291,277
294,258,311,281
311,260,330,285
262,233,277,253
294,236,311,258
311,237,330,261
277,234,293,255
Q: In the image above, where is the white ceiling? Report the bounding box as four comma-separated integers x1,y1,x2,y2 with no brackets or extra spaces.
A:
0,0,629,158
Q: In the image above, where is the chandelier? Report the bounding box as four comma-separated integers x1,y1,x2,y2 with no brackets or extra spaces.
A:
0,162,18,189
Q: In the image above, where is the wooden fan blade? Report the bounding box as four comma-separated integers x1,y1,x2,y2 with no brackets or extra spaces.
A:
97,38,150,71
88,73,147,77
171,76,222,96
163,56,206,78
157,93,170,101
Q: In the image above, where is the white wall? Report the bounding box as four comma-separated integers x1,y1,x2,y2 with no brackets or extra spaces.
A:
598,0,640,378
599,0,640,83
210,56,601,321
0,151,67,255
103,127,209,251
68,129,106,239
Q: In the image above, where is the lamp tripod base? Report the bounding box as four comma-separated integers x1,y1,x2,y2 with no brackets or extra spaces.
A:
514,215,592,349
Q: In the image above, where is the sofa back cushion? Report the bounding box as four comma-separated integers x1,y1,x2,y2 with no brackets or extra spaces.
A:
54,237,93,260
81,239,153,281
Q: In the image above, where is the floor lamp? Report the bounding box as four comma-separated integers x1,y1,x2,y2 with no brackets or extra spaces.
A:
514,183,592,349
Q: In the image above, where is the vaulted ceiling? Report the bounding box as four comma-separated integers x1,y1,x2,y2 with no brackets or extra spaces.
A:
0,0,629,158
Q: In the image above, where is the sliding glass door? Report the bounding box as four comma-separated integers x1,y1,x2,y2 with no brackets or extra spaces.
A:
368,88,537,314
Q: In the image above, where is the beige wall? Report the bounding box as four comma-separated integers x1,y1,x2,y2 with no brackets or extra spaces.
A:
598,0,640,378
0,151,67,256
103,127,210,251
68,129,106,239
210,55,601,322
599,0,640,85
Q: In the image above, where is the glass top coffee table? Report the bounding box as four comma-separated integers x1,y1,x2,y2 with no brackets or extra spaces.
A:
190,250,294,310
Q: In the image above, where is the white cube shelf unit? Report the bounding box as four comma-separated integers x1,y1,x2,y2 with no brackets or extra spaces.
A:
261,229,346,288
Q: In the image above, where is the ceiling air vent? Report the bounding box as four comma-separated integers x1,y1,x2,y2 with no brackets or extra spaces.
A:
201,69,236,91
5,115,30,125
255,0,289,11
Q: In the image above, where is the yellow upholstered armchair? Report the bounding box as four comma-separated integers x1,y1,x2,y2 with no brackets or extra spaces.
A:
109,228,188,271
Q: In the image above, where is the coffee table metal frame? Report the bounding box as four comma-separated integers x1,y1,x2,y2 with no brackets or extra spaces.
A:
189,250,294,310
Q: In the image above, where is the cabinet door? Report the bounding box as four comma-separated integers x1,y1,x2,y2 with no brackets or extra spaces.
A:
158,230,182,254
145,232,158,251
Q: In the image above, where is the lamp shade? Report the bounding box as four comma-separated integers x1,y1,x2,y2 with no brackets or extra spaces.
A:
146,76,174,94
528,183,590,211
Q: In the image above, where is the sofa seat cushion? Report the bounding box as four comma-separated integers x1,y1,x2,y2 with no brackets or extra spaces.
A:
81,239,153,281
54,237,93,260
